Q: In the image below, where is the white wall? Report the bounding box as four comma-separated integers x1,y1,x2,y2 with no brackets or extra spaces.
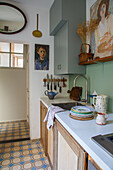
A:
86,0,97,21
0,0,69,139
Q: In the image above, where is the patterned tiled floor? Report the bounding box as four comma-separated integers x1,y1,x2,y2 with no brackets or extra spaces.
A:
0,120,30,143
0,139,51,170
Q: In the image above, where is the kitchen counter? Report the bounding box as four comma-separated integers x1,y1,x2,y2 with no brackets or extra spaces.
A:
56,111,113,170
40,97,113,170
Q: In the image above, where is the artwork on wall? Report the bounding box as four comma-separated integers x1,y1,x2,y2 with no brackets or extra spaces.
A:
90,0,113,58
34,44,49,70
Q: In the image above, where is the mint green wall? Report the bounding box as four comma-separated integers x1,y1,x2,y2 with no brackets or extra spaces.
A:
69,61,113,112
86,61,113,112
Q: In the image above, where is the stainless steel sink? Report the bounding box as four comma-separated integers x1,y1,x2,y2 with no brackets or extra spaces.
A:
52,102,84,110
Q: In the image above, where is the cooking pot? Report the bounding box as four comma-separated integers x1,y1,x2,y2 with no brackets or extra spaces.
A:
67,87,82,101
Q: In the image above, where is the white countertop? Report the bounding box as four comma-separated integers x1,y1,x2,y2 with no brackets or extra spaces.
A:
40,97,113,170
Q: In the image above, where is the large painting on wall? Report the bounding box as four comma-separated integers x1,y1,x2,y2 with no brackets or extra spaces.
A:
34,44,49,70
90,0,113,58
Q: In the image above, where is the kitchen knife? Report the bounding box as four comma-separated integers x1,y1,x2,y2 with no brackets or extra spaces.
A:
54,78,57,90
47,74,49,90
62,77,66,87
50,74,52,91
58,79,59,87
59,79,62,93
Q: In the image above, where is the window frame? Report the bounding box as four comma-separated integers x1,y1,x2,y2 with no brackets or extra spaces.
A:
0,42,25,69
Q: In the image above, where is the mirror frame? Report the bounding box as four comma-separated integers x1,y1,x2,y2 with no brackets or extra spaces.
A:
0,2,27,34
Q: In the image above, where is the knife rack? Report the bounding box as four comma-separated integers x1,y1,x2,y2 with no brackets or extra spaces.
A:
43,78,67,83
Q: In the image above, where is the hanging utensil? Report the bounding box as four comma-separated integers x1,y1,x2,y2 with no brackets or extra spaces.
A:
59,79,62,93
43,78,46,87
47,74,49,90
50,75,52,91
32,14,42,37
54,78,57,90
62,77,66,87
58,79,59,87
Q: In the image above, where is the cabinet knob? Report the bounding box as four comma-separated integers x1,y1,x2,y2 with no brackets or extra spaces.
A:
57,64,61,70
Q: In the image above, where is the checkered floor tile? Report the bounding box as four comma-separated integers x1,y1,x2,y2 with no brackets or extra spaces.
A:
0,120,30,142
0,139,51,170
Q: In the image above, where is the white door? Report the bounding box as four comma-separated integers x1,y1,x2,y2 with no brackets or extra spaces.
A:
24,45,30,127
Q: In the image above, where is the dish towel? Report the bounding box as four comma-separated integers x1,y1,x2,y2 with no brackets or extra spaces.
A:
43,105,64,130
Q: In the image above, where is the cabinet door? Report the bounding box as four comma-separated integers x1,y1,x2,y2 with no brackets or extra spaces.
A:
53,120,87,170
40,101,48,155
54,22,68,75
50,0,66,35
51,0,86,75
58,131,78,170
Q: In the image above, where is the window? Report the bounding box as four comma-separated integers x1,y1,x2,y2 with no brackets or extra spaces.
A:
0,42,24,68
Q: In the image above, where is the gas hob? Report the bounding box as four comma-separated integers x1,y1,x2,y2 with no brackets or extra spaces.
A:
92,133,113,157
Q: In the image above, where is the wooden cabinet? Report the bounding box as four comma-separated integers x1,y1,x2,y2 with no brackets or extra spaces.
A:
40,101,87,169
40,101,48,156
40,101,103,170
53,119,87,170
50,0,86,75
40,101,54,168
88,155,102,170
47,127,54,168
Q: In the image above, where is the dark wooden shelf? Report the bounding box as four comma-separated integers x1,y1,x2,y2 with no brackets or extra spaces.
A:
79,55,113,65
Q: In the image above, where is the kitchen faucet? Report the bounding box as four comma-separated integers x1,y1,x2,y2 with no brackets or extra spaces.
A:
73,75,88,102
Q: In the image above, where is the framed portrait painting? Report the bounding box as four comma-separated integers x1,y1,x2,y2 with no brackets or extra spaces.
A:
90,0,113,58
34,44,49,70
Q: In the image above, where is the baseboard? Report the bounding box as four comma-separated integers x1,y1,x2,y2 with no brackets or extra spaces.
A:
0,137,30,144
0,119,27,123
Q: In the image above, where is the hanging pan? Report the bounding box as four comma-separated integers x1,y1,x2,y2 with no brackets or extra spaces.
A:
32,14,42,37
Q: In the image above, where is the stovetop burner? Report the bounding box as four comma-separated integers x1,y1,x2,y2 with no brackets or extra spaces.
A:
92,133,113,157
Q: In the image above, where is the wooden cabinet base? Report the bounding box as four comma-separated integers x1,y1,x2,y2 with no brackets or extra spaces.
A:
47,127,54,168
53,120,87,170
40,101,48,156
40,101,54,169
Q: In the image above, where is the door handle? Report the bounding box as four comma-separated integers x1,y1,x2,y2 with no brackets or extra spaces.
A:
27,88,29,92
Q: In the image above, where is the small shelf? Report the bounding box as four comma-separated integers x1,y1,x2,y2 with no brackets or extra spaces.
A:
79,55,113,65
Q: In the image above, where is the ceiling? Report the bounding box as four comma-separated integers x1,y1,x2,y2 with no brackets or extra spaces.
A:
9,0,54,9
0,0,54,22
